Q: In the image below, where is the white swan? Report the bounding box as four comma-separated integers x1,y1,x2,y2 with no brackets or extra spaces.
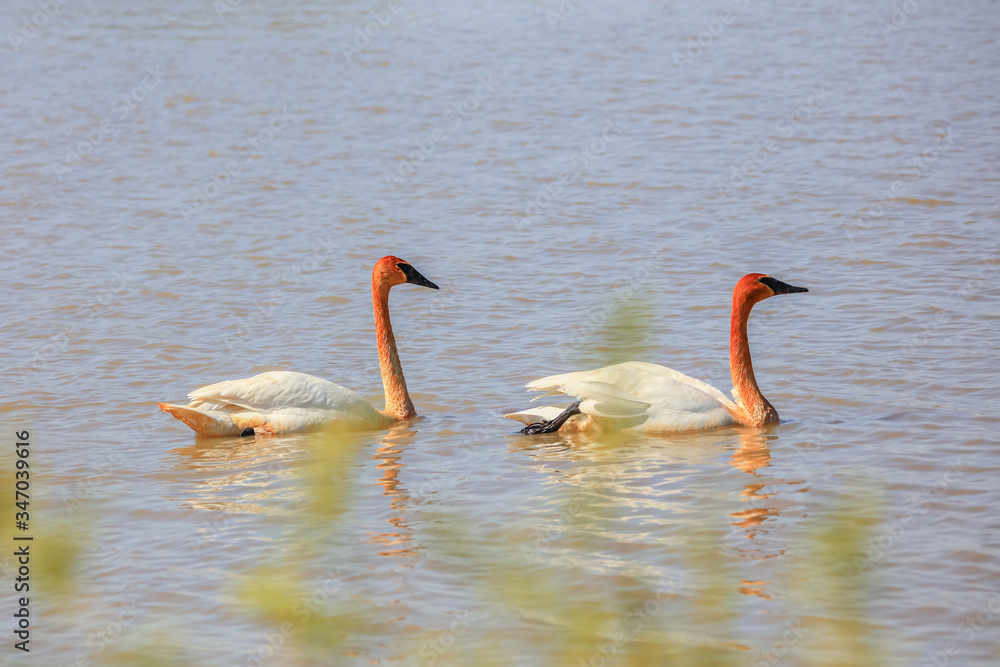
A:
158,256,438,436
505,274,808,434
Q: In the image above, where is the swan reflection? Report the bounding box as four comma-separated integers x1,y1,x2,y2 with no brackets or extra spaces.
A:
369,425,420,558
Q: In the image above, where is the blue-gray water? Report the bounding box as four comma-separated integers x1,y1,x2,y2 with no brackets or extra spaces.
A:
1,0,998,665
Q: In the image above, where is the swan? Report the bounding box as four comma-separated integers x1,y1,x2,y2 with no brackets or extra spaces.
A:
158,256,439,436
505,274,808,434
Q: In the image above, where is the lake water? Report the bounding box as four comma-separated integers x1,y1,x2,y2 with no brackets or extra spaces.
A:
1,0,999,665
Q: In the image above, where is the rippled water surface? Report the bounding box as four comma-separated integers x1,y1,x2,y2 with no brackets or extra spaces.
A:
1,0,999,664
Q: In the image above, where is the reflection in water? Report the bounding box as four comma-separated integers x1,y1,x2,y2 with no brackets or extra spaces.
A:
509,426,804,602
739,579,771,600
729,430,776,541
164,421,424,565
370,424,419,558
729,430,773,475
727,428,814,604
166,432,308,514
166,424,424,565
728,430,780,600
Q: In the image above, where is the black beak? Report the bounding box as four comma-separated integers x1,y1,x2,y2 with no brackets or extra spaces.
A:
760,276,808,294
397,263,439,290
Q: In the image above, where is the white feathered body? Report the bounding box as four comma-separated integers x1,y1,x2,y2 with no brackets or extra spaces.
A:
505,361,740,434
158,371,390,436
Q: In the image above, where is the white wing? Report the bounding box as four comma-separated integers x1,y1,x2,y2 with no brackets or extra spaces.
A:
189,371,365,412
181,371,385,433
524,361,738,433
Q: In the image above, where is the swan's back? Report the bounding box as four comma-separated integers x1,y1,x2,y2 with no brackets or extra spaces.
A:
526,361,737,433
181,371,386,433
190,371,366,411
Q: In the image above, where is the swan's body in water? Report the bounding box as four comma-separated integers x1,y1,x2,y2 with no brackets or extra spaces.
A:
158,256,438,436
506,274,808,435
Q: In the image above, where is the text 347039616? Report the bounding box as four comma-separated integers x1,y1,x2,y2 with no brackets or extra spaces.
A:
13,430,31,653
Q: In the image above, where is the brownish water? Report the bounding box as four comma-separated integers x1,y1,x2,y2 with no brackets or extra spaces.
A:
1,0,999,665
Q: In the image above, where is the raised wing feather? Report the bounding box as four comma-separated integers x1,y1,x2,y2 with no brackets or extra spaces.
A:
503,405,571,426
570,380,651,418
525,361,737,432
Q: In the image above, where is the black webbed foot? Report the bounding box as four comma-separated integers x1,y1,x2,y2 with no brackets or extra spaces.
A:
519,401,582,435
520,421,558,435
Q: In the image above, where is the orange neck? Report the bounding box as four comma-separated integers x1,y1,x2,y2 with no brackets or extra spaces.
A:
729,291,778,426
372,277,416,420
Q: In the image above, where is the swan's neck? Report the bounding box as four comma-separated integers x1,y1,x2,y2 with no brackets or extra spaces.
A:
373,280,416,421
729,294,778,426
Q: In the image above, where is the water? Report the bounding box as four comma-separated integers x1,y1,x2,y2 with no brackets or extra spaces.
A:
1,0,999,664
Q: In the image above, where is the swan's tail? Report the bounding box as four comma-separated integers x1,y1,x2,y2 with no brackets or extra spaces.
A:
158,403,236,436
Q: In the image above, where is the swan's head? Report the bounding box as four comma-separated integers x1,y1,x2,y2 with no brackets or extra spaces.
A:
739,273,808,302
375,255,439,290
